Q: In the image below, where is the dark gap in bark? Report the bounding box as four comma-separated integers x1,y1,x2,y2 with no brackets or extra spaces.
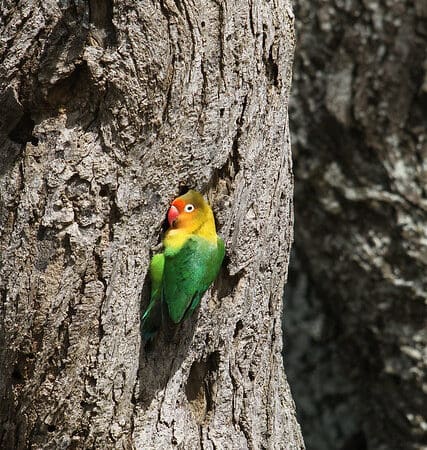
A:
66,175,91,200
186,360,206,402
204,351,220,413
215,257,243,300
11,367,24,384
0,288,6,305
63,303,75,346
0,86,24,136
231,136,241,173
99,184,109,197
161,213,169,234
88,0,117,47
37,224,51,241
80,399,96,412
62,234,73,267
46,63,88,111
93,182,120,241
0,140,22,176
35,5,89,103
248,3,255,36
173,0,184,16
11,351,36,386
207,351,220,371
139,269,152,351
233,319,243,338
185,351,220,420
200,59,208,107
178,185,191,195
238,412,252,447
108,193,121,242
8,112,38,146
208,138,241,199
207,97,245,199
262,24,267,54
231,93,246,170
217,1,225,83
264,45,279,87
94,251,107,293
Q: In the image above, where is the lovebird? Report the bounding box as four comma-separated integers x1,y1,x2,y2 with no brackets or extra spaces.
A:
142,190,225,340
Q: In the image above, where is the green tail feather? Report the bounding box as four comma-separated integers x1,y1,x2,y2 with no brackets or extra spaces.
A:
141,296,162,341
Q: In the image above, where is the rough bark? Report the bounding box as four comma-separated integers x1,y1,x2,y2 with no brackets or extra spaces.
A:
288,0,427,449
0,1,302,449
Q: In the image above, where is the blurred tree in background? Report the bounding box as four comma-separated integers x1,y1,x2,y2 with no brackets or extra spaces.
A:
286,0,427,449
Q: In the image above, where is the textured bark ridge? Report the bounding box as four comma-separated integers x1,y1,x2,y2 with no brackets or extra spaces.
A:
0,1,302,449
289,0,427,449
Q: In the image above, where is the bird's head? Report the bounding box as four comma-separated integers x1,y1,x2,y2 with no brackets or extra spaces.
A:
167,190,214,233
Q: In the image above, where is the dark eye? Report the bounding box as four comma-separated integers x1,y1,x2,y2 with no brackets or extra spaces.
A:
185,204,195,212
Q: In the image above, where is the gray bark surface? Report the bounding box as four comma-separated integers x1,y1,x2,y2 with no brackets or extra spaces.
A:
289,0,427,449
0,1,302,449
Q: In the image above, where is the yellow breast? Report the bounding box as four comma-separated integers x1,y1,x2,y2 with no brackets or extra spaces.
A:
164,221,217,249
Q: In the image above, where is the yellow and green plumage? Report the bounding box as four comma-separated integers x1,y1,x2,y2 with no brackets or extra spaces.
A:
142,190,225,339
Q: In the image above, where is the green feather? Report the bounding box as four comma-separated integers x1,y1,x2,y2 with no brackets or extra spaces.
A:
141,236,224,339
163,236,225,323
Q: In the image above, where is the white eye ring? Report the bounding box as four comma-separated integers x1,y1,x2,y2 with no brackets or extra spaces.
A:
185,204,195,212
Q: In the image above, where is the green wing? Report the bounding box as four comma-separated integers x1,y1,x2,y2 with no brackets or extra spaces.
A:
141,253,165,340
149,253,165,299
163,236,225,323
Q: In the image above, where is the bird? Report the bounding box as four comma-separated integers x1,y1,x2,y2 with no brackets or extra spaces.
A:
142,190,225,340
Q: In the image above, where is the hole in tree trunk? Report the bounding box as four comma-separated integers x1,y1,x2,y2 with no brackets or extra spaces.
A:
8,112,38,146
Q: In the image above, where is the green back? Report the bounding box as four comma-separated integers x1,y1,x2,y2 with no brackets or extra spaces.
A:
163,236,225,323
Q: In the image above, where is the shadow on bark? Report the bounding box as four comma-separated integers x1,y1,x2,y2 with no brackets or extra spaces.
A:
137,316,198,407
137,258,236,410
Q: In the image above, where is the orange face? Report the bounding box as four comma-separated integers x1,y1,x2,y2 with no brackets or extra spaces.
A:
167,197,199,229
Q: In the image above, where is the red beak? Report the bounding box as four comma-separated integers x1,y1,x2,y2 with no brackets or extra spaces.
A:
167,205,179,227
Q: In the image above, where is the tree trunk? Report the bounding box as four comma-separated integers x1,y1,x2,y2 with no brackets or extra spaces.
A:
289,0,427,449
0,1,302,449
